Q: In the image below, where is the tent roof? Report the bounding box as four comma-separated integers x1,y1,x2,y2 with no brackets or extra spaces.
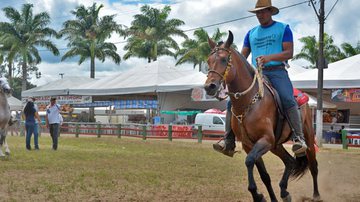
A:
22,61,200,97
22,77,96,97
291,54,360,89
158,71,207,92
8,96,23,111
69,61,198,95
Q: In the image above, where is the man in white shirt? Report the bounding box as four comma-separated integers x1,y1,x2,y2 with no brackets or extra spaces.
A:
45,97,61,150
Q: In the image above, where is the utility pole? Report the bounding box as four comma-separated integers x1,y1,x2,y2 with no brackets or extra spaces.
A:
311,0,325,146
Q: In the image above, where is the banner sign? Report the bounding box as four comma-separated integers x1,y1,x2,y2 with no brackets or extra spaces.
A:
331,89,360,102
24,96,92,105
73,99,158,109
191,87,227,101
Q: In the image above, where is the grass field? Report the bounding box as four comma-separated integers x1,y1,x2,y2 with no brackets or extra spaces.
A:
0,135,359,202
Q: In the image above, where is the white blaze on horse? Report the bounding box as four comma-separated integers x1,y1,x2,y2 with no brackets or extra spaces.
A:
0,78,12,157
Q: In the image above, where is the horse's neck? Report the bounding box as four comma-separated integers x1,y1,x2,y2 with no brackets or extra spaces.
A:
228,52,255,92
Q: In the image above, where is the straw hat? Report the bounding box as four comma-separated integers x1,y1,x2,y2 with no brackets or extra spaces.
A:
248,0,279,15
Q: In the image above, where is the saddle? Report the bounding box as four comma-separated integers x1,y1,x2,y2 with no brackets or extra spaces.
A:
262,77,309,143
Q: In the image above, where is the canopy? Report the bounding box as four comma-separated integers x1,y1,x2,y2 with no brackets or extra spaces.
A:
204,108,226,114
306,94,337,109
70,61,199,95
291,54,360,89
160,110,201,115
22,77,96,97
8,96,23,111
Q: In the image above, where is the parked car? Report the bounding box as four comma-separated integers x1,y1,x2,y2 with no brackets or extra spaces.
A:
194,113,225,137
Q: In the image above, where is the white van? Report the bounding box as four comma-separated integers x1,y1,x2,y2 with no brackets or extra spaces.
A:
194,113,226,136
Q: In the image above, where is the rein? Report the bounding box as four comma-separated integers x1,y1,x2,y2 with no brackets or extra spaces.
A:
207,46,265,124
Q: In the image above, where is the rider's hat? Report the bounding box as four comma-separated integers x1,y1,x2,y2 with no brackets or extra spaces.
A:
248,0,279,15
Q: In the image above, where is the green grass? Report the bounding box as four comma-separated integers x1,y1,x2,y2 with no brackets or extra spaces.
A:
0,135,252,201
2,135,359,201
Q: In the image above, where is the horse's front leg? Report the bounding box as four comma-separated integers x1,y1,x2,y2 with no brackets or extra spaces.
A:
256,157,277,202
244,138,272,202
0,133,5,158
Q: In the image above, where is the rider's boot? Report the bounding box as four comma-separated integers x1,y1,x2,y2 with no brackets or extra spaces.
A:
287,105,308,157
213,111,236,157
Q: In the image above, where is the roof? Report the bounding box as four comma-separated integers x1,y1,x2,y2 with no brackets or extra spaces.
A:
8,96,23,111
22,77,96,97
62,61,199,95
291,54,360,89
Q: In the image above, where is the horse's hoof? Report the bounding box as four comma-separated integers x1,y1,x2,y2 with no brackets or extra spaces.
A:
282,194,291,202
313,195,322,202
257,193,266,202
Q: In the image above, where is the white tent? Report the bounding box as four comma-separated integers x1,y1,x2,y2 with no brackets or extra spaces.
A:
22,77,96,97
158,71,206,92
291,54,360,89
8,96,23,111
69,61,199,95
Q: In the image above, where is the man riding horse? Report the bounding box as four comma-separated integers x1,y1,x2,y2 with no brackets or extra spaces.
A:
213,0,307,157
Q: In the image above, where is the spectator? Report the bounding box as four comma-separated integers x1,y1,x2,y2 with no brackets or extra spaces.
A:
45,97,61,150
23,97,41,150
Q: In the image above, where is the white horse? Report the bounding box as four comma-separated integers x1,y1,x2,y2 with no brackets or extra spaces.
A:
0,78,11,157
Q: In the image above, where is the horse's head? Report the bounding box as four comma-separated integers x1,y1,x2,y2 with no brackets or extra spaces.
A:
0,78,12,95
204,31,234,99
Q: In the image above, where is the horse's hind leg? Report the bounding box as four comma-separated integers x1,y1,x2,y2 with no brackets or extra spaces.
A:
256,157,278,202
303,106,321,201
271,145,295,202
244,139,272,202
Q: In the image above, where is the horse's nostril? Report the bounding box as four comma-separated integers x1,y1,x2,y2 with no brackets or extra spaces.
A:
209,83,217,90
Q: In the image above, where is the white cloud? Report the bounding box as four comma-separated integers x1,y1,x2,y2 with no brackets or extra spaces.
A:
1,0,359,86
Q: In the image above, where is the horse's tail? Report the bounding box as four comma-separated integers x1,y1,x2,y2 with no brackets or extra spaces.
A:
289,155,309,179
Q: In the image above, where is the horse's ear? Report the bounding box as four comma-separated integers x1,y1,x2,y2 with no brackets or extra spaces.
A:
224,31,234,49
208,36,216,49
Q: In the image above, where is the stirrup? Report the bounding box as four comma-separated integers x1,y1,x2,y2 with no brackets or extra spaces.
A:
213,139,236,157
292,141,307,157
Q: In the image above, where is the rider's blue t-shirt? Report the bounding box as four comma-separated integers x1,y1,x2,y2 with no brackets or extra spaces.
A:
243,21,293,67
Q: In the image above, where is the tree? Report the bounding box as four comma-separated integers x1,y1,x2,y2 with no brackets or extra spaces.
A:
292,33,341,68
339,41,360,58
59,3,122,78
0,4,59,91
123,5,187,63
175,28,228,71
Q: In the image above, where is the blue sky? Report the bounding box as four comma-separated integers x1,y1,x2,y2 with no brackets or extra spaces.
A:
0,0,358,86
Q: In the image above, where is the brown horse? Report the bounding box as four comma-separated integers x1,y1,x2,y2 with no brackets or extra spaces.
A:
204,31,320,202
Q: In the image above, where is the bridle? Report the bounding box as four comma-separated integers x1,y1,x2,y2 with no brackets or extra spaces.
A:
207,46,264,123
207,47,262,100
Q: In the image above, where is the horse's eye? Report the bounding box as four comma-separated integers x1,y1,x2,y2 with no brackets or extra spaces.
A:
221,58,228,66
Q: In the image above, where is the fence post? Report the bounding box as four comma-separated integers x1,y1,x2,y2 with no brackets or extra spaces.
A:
197,125,203,143
75,123,80,138
117,124,122,138
342,129,348,149
142,125,147,140
168,124,173,141
97,124,101,138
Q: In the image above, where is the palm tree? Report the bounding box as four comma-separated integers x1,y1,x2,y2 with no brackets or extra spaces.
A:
292,33,341,68
0,4,59,91
175,28,227,71
59,3,122,78
340,41,360,58
124,5,187,63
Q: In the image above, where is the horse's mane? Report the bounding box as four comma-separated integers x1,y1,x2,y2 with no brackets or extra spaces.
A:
231,48,256,76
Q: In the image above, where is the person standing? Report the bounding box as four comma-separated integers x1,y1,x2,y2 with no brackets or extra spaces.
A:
45,97,61,150
23,97,41,150
213,0,307,157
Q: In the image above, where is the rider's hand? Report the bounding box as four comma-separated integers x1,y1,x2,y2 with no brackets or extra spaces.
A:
256,55,270,67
